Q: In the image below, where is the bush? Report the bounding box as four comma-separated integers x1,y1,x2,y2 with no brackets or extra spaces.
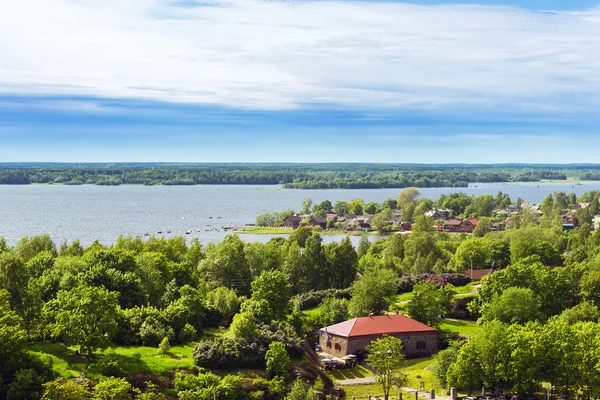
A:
397,274,471,294
158,337,171,355
193,322,302,370
94,353,126,378
294,289,352,311
178,323,197,343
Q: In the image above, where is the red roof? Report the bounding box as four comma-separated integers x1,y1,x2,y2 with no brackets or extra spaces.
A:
321,315,436,338
467,218,479,226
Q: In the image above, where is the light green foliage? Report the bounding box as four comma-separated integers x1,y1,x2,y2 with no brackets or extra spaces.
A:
481,287,541,324
371,209,392,234
205,286,240,323
228,312,258,339
324,237,358,289
198,235,252,295
255,211,294,227
288,226,313,248
559,301,600,324
348,268,397,317
397,187,421,208
265,342,291,379
579,270,600,307
250,270,292,322
348,198,365,216
45,285,119,357
433,341,461,387
92,377,134,400
334,200,349,216
364,202,379,214
284,380,318,400
357,235,371,259
0,289,26,355
301,198,313,214
15,234,57,262
407,281,454,328
454,237,488,273
365,335,407,400
42,378,91,400
158,337,171,355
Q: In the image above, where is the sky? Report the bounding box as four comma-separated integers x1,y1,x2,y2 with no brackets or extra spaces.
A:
1,0,600,163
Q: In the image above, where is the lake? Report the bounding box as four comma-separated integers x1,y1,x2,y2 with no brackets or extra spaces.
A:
1,181,599,246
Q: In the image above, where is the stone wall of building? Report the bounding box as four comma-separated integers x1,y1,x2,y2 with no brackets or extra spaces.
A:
319,333,349,358
321,331,437,358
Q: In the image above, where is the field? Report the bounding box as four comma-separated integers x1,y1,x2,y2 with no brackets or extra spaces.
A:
27,342,196,381
439,319,482,336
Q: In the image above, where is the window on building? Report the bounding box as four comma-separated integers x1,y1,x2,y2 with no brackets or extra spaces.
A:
416,341,426,350
335,343,341,351
327,341,332,348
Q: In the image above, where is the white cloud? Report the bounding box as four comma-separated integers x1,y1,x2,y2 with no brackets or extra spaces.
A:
1,0,600,111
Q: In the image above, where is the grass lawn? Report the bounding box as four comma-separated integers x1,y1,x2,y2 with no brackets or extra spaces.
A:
439,319,482,336
326,364,374,382
27,342,196,380
404,357,438,391
452,282,478,296
344,383,413,399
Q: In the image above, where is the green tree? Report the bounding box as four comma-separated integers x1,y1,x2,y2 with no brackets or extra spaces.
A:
324,237,358,289
251,270,292,321
407,281,454,328
6,368,44,400
559,301,600,324
42,378,91,400
371,209,392,234
228,312,258,339
454,238,489,273
92,377,133,400
446,340,482,395
433,341,462,388
205,286,240,324
397,187,421,208
333,200,349,216
365,335,407,400
265,342,290,380
301,198,313,214
198,235,252,295
348,268,397,317
364,202,379,214
284,380,318,400
45,286,119,357
481,287,541,324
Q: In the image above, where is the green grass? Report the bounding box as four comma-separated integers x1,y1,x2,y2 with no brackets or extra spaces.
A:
27,342,196,380
405,357,437,391
326,364,374,382
343,383,413,399
439,319,482,336
451,282,478,296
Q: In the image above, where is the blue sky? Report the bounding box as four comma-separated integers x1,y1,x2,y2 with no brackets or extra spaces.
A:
1,0,600,162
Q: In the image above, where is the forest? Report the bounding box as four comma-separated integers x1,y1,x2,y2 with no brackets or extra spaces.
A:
0,162,597,188
3,189,600,399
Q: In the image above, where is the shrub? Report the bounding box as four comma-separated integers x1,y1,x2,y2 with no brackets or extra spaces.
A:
158,337,171,355
193,322,302,370
178,323,197,343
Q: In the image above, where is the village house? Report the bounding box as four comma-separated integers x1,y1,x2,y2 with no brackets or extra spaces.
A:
444,218,479,233
282,215,302,229
282,214,327,229
425,208,452,221
319,314,437,359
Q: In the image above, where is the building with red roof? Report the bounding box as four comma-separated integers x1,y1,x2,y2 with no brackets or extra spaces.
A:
319,314,437,358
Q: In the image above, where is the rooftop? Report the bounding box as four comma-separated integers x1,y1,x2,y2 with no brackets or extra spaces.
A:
320,314,436,338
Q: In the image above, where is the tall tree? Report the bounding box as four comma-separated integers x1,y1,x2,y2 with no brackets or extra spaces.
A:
348,268,397,317
45,285,119,357
365,335,408,400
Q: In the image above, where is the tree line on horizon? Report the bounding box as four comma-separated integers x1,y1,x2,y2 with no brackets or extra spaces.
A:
0,163,588,188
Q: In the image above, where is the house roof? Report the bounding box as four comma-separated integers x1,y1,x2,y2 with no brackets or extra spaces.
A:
466,218,479,226
445,219,462,226
320,314,436,338
314,217,327,224
284,215,302,222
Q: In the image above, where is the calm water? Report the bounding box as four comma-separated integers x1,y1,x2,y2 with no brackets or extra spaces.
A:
1,181,599,246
